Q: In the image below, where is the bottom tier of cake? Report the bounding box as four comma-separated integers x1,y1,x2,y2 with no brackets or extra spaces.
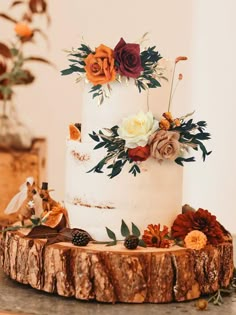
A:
0,231,234,304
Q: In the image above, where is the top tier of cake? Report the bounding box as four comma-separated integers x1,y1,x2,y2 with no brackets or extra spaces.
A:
81,59,174,142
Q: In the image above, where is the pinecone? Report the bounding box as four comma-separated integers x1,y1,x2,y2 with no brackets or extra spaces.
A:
124,235,139,250
72,231,90,246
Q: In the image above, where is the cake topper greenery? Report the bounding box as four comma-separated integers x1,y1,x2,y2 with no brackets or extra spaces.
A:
61,33,166,104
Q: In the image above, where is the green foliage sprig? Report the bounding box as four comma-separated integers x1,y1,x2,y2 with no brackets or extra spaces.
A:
105,220,146,247
173,118,212,166
88,127,140,178
135,46,163,92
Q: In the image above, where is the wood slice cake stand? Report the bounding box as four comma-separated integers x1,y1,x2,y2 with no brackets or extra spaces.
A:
0,230,234,304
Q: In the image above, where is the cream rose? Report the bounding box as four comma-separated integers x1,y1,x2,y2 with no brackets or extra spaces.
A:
149,130,180,161
118,111,159,148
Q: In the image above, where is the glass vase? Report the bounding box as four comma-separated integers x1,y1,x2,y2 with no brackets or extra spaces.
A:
0,99,33,150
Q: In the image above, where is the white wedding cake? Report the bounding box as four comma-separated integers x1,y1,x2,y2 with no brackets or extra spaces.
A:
65,59,183,241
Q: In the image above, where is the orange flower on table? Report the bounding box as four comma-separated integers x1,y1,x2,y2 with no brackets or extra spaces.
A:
171,208,225,245
184,230,207,250
84,44,116,85
14,22,33,38
142,224,172,248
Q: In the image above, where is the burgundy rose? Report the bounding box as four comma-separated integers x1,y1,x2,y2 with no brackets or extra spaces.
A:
128,145,150,162
114,38,143,78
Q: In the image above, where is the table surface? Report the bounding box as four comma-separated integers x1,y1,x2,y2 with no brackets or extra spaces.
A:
0,270,235,315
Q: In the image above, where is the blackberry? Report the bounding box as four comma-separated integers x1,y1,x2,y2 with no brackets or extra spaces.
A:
72,231,90,246
124,235,139,250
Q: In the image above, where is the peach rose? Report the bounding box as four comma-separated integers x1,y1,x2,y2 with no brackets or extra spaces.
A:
148,130,180,161
84,44,116,85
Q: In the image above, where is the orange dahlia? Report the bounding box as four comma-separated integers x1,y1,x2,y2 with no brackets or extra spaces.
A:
171,208,225,245
142,224,172,248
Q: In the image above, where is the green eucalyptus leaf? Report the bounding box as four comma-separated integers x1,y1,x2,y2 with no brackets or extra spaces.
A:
106,227,116,241
61,68,75,76
138,239,147,248
94,142,106,150
131,222,141,237
121,220,130,237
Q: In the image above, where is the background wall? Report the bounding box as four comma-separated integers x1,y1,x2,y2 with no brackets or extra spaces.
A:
1,0,235,233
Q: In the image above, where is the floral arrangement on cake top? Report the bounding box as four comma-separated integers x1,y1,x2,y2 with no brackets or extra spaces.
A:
88,110,211,178
61,34,166,104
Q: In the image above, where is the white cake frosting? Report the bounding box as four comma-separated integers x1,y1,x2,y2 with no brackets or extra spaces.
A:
65,59,183,241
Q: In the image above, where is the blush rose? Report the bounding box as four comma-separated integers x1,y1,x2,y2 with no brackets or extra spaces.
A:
148,130,180,161
114,38,143,78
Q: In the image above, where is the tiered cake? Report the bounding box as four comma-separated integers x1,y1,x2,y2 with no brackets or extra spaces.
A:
65,59,184,241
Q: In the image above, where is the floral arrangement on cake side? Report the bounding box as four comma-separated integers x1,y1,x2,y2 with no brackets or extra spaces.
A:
61,34,166,104
88,110,211,178
84,53,211,178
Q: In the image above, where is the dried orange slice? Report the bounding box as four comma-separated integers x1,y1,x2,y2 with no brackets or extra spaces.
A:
69,124,81,141
42,206,69,229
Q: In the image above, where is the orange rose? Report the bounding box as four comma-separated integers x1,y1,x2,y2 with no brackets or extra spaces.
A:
14,22,33,38
84,44,116,85
128,145,150,162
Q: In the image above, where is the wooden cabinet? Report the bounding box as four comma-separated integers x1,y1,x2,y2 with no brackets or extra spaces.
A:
0,138,47,212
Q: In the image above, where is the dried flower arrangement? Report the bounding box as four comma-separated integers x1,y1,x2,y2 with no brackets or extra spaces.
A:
0,0,52,149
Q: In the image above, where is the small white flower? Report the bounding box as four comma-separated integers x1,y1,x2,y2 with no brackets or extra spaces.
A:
118,111,159,148
28,200,35,209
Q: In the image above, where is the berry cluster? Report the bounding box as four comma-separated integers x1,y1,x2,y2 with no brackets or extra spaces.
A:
72,230,90,246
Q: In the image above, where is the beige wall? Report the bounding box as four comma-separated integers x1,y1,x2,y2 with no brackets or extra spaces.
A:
1,1,235,233
184,0,236,234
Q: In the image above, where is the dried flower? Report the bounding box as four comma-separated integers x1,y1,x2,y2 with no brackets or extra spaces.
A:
184,230,207,250
14,22,33,38
163,112,173,122
195,299,208,310
173,118,181,127
69,124,81,141
171,208,225,245
175,56,188,64
159,119,170,130
142,224,171,248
